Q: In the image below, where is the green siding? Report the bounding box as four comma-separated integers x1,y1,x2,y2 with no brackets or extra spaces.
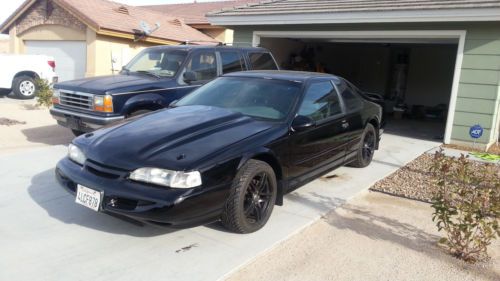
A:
231,22,500,146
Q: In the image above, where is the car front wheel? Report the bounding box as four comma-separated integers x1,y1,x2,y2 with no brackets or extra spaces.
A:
221,160,277,233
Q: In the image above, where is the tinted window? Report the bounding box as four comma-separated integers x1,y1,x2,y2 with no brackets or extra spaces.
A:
125,49,186,77
185,52,217,81
176,77,302,121
220,52,245,74
298,81,342,121
336,80,363,112
249,52,278,70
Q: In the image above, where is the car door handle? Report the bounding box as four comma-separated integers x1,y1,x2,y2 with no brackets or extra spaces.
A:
341,120,349,129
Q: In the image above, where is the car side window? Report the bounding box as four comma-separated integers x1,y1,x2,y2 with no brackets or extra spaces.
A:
220,51,245,74
298,81,342,122
249,52,278,70
185,52,217,81
336,80,364,112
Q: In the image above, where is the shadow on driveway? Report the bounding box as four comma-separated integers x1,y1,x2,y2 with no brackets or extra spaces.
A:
28,168,177,237
22,124,74,146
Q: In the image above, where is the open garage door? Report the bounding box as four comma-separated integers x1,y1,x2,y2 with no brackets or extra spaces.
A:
25,40,87,82
254,31,464,144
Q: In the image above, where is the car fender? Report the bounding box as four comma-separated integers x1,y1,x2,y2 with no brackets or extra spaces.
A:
237,148,285,206
121,93,170,115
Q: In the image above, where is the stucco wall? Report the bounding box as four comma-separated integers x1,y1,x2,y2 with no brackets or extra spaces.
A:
231,22,500,147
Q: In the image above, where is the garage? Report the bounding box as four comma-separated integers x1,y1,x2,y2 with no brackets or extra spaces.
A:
254,31,463,142
25,40,87,82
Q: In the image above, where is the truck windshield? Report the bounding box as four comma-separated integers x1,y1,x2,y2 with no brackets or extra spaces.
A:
176,77,302,121
123,49,186,78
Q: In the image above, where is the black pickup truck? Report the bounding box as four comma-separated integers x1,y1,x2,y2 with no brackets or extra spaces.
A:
50,45,278,135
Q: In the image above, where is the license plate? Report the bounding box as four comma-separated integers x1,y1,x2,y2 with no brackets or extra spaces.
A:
75,184,101,211
67,117,82,130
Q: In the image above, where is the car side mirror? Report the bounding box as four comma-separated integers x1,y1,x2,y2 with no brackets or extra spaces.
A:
292,115,316,132
183,71,197,84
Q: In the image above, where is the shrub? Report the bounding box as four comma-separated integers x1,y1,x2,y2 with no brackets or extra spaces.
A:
430,150,499,263
35,78,53,108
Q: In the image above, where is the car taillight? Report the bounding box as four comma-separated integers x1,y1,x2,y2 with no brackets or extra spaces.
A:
94,95,113,113
48,60,56,71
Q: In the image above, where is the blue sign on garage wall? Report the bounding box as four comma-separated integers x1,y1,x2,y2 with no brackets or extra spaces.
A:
469,124,483,139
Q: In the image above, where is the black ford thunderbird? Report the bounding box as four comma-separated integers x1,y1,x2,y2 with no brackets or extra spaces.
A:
55,71,383,233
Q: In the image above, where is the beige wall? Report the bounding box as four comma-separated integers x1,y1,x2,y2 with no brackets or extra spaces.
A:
0,38,9,53
200,28,233,44
9,24,85,53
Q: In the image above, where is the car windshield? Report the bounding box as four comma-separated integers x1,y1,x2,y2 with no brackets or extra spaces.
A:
176,77,303,121
124,49,186,78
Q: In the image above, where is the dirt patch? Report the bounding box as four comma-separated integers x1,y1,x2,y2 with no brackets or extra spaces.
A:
369,153,500,203
444,143,500,156
0,117,26,126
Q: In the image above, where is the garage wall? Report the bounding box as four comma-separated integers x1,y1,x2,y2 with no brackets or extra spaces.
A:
231,22,500,147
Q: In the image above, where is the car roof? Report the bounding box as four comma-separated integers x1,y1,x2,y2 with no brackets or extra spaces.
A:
224,70,336,82
147,45,270,52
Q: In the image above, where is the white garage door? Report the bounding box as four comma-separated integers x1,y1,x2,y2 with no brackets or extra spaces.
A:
25,40,87,82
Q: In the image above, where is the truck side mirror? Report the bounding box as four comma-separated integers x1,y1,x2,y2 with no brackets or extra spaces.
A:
183,71,197,84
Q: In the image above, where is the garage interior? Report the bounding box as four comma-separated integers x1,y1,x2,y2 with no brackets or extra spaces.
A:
259,36,458,141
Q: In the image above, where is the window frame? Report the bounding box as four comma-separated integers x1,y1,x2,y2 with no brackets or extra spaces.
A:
296,78,345,125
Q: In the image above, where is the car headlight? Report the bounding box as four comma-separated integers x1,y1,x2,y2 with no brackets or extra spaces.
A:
68,144,87,165
52,89,60,105
129,168,202,188
94,95,113,113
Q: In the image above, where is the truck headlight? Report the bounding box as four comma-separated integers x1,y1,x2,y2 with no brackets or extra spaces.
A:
129,168,202,188
68,144,87,165
94,95,113,113
52,89,60,105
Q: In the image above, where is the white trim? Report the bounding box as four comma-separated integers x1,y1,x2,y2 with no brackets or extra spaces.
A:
208,8,500,26
252,30,467,144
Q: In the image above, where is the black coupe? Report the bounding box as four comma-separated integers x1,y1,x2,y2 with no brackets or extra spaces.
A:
55,71,383,233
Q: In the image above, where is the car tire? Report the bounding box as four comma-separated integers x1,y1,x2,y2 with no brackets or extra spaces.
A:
128,109,153,117
12,76,37,99
350,123,377,168
221,159,277,234
71,129,85,137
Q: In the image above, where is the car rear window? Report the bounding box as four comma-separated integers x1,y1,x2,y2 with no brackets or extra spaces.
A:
248,52,278,70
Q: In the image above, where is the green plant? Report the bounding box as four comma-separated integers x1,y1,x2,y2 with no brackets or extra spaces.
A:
35,78,53,108
430,150,499,263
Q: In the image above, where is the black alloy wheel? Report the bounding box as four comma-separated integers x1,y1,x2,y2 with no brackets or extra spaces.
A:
350,123,377,168
222,160,277,233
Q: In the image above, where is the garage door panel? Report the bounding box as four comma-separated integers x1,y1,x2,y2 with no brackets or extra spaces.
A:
25,41,86,82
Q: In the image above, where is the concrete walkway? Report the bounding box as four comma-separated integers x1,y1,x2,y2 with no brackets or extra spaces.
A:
0,133,440,281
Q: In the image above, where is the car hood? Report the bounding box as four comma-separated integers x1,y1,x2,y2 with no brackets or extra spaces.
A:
77,106,275,171
54,74,173,95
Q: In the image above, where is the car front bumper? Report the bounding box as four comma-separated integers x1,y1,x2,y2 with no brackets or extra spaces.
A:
50,107,125,132
55,157,230,227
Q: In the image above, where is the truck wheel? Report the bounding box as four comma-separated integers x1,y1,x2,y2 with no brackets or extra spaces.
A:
221,160,277,234
12,76,37,99
350,124,377,168
71,129,85,137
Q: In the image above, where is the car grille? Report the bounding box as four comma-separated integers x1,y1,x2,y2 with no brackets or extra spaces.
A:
59,91,94,110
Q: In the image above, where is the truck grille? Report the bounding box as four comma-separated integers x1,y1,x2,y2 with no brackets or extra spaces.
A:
59,91,93,110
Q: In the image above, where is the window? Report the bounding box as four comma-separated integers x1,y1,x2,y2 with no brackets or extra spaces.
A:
249,52,278,70
298,81,342,121
125,49,186,77
185,52,217,81
336,80,363,112
220,52,245,74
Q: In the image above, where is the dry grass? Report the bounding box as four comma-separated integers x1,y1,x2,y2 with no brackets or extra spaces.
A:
444,143,500,155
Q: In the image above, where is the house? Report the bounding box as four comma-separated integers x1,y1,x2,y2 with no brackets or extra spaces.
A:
207,0,500,149
0,0,216,81
142,0,259,45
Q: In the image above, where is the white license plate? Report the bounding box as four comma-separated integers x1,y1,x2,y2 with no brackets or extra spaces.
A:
75,184,101,211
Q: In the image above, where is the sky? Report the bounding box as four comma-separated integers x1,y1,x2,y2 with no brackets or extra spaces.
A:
0,0,222,24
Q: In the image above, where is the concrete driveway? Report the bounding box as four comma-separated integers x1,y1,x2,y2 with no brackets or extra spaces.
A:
0,133,439,281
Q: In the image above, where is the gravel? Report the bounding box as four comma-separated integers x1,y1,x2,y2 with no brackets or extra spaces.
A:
369,153,500,203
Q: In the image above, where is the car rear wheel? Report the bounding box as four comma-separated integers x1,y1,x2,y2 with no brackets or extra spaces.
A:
221,160,277,233
12,76,37,99
350,123,377,168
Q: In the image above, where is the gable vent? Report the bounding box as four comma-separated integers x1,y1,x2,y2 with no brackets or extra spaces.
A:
169,19,182,27
115,5,129,15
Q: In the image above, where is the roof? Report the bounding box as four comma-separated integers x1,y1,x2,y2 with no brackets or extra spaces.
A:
209,0,500,16
142,0,260,25
147,45,269,51
225,70,333,82
0,0,217,44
